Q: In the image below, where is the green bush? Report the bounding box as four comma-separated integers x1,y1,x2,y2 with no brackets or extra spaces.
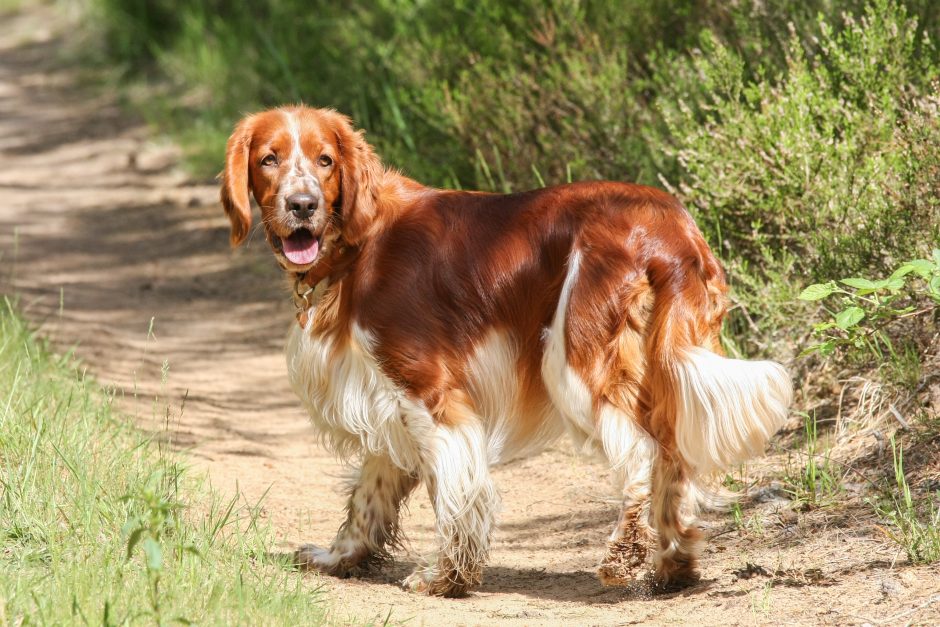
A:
659,1,939,352
84,0,939,363
85,0,894,185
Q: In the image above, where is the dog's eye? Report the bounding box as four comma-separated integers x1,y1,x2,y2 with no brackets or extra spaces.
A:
317,155,333,168
261,154,278,167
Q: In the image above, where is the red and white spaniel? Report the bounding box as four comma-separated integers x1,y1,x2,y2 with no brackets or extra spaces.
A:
220,106,792,597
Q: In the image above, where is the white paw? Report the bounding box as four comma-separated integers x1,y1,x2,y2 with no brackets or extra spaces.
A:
295,544,340,572
402,563,436,594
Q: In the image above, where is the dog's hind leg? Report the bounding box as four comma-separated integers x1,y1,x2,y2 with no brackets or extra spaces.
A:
648,452,703,590
596,404,657,586
295,453,416,576
641,267,791,590
541,249,659,585
402,419,498,598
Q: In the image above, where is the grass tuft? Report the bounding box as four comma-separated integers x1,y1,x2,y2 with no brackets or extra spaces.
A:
782,413,843,508
0,297,327,624
872,436,940,565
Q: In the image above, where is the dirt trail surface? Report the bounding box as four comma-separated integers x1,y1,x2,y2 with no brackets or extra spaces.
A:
3,8,938,626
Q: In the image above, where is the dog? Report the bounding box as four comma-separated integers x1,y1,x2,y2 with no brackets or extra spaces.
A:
219,105,792,597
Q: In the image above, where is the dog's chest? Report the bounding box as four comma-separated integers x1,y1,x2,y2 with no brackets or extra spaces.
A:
285,317,425,469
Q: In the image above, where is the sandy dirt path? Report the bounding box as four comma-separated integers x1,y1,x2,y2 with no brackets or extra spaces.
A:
2,8,938,626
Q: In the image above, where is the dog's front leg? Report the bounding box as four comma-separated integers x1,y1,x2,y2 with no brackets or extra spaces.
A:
403,421,497,598
296,454,416,577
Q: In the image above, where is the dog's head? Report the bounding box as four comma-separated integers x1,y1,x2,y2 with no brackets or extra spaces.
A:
220,106,382,270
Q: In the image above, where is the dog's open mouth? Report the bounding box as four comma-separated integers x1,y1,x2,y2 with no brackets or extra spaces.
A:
280,229,320,265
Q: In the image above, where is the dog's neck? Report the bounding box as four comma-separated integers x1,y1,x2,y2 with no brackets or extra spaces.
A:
289,172,428,326
291,241,359,326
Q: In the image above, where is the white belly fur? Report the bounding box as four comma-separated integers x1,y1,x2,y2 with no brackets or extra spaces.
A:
286,320,565,470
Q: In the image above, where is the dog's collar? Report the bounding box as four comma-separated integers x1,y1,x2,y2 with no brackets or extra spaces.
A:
292,243,358,327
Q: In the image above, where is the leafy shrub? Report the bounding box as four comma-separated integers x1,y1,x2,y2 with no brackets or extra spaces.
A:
86,0,925,186
84,0,939,364
799,250,940,359
659,0,939,353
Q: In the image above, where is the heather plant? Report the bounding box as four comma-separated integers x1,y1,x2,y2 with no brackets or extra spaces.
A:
89,0,927,189
659,0,939,353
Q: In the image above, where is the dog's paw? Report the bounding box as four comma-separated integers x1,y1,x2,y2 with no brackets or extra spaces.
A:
402,564,436,594
295,544,336,572
402,562,475,598
597,539,649,586
648,561,701,593
295,543,360,577
597,562,643,587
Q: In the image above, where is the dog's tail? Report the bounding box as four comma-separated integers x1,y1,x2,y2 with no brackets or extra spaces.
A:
670,346,791,475
645,275,792,477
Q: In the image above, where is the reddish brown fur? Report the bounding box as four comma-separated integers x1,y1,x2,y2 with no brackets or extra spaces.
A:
220,106,737,596
221,107,728,431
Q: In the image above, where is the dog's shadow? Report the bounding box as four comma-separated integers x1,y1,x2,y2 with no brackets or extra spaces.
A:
266,550,715,605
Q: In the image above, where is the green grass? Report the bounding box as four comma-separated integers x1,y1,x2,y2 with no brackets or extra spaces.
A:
0,298,327,624
782,413,843,508
873,436,940,565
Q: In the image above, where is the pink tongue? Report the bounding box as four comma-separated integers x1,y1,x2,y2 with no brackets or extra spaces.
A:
281,231,319,265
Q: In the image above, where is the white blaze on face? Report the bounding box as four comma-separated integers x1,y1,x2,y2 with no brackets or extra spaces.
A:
276,110,326,266
281,110,322,200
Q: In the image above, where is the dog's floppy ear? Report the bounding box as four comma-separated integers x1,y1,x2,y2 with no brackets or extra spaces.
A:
336,116,383,245
220,116,255,247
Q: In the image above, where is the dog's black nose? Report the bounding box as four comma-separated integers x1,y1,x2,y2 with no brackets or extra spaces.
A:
286,193,318,220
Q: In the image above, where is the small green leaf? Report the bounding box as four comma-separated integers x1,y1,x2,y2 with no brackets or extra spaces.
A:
818,340,837,356
840,277,877,290
932,248,940,266
890,265,915,279
799,282,835,301
883,276,904,291
812,321,836,332
800,340,836,357
930,275,940,300
835,306,865,330
904,259,934,278
142,538,162,571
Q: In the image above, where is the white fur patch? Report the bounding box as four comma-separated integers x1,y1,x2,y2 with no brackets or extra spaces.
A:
541,250,600,452
465,331,562,463
281,110,322,199
286,321,424,473
673,347,792,475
